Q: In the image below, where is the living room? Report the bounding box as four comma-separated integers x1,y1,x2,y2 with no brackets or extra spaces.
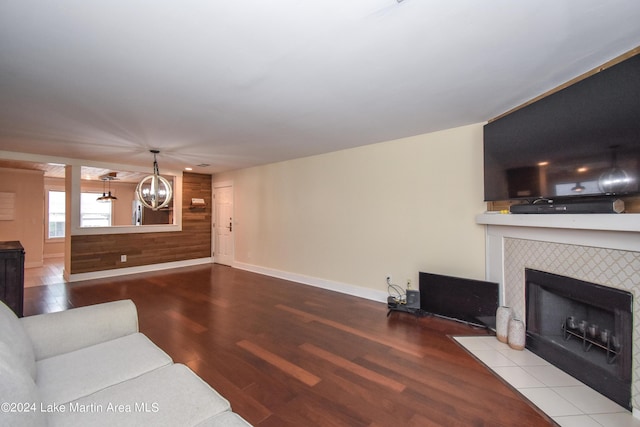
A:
2,2,640,426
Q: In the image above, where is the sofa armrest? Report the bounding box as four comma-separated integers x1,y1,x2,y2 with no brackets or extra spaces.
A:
19,299,139,360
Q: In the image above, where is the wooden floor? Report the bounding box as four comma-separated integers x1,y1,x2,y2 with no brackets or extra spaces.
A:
23,262,555,426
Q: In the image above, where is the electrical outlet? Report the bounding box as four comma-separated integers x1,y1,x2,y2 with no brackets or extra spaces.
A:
386,275,392,284
121,255,127,262
406,279,412,289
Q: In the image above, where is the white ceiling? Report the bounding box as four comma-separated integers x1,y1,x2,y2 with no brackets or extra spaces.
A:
1,1,640,174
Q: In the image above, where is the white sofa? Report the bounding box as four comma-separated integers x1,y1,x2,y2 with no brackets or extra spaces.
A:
0,299,252,427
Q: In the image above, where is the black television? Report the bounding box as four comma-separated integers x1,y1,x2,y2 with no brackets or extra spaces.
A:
419,272,499,328
483,54,640,203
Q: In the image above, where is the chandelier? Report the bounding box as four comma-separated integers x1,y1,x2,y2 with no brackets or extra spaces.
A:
136,150,173,211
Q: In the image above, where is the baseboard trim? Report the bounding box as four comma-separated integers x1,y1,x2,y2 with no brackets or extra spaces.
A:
25,261,44,269
44,253,64,259
66,258,213,282
233,261,388,303
65,258,388,303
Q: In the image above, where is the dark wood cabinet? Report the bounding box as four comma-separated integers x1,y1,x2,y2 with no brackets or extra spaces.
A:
0,241,25,317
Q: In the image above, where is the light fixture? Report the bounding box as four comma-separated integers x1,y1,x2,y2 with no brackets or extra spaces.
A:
599,145,631,194
136,150,173,211
96,172,118,202
571,182,585,192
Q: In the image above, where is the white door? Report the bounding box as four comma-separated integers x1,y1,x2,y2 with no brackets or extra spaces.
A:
214,184,234,266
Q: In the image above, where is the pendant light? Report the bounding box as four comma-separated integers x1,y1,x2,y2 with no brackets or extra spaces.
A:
571,182,585,193
96,173,118,202
136,150,173,211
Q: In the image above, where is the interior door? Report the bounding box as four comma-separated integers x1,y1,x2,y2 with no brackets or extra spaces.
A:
214,184,234,266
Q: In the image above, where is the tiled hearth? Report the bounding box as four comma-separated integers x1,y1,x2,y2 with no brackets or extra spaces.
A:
455,336,639,427
476,213,640,414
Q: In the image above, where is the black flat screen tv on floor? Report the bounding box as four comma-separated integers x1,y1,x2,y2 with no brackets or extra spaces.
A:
419,272,499,328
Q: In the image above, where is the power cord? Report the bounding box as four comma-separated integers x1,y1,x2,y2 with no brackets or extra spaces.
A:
386,276,423,318
387,276,406,304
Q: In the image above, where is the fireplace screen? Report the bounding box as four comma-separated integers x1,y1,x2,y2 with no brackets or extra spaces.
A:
525,268,633,410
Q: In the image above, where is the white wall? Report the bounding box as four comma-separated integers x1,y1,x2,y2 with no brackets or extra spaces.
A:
213,123,487,300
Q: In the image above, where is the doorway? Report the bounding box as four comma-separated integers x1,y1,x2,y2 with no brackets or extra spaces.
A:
213,183,234,266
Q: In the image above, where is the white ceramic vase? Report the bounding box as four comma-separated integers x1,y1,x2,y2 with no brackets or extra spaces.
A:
508,318,526,350
496,306,513,343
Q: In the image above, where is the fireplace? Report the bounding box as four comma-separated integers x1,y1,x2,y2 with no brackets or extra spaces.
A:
477,213,640,410
525,268,633,410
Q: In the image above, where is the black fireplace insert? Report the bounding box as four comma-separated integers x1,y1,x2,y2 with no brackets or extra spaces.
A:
525,268,633,410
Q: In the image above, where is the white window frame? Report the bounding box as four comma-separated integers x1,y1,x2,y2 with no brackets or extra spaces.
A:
80,192,113,228
45,188,66,241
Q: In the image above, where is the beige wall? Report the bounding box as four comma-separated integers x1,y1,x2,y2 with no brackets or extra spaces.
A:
213,123,487,297
0,168,44,267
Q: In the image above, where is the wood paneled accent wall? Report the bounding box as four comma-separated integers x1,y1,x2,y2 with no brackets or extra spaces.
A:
71,172,212,274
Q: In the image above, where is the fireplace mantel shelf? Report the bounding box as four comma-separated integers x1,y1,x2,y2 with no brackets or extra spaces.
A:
476,213,640,233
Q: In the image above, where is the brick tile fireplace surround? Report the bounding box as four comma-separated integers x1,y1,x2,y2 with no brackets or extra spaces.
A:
476,213,640,413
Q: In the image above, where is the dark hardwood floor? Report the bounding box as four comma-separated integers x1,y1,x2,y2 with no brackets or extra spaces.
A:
23,263,555,426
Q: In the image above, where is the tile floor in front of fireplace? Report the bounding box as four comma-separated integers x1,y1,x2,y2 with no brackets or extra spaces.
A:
454,336,640,427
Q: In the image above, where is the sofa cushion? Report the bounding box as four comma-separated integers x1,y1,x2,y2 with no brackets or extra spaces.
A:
0,342,46,427
37,332,172,405
48,364,232,427
20,299,139,360
0,300,36,379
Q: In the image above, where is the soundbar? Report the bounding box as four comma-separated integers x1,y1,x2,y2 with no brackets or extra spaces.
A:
510,199,624,214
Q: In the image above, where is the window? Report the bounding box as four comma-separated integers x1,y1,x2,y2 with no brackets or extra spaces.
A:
48,191,65,239
80,193,112,227
48,191,114,232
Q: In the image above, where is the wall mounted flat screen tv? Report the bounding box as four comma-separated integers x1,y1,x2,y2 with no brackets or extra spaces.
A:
419,272,499,328
484,54,640,202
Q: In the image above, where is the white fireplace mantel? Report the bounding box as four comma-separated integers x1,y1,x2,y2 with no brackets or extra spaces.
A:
476,212,640,412
476,212,640,304
476,213,640,253
476,212,640,233
477,213,640,299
